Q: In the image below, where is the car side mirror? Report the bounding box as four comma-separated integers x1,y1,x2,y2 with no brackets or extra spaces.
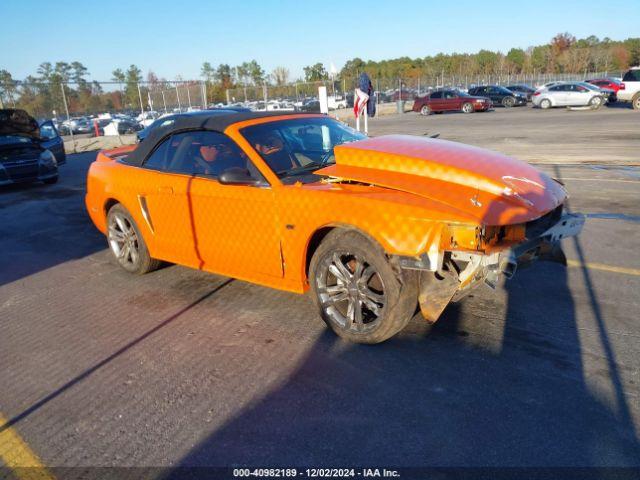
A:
218,167,262,186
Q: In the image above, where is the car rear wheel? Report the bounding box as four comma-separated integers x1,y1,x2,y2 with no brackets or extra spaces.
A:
309,229,418,344
107,204,161,275
589,96,603,109
502,97,515,107
420,105,432,116
540,98,552,109
461,102,474,113
43,176,58,185
632,93,640,110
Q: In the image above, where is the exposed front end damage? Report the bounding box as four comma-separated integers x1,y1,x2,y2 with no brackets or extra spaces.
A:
393,212,585,324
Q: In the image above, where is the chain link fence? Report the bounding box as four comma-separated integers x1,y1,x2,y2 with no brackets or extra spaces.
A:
0,81,207,118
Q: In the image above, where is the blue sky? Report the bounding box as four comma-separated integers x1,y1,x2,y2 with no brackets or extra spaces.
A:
1,0,638,81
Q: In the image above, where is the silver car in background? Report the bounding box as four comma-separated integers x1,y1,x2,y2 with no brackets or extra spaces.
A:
532,82,605,109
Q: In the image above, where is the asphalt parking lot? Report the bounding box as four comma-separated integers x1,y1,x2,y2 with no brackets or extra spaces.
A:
1,107,640,473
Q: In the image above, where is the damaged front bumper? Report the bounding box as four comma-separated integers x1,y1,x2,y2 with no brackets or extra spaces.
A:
454,212,585,290
396,212,586,323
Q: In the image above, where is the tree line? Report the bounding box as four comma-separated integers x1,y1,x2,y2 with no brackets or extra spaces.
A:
1,33,638,117
339,34,640,85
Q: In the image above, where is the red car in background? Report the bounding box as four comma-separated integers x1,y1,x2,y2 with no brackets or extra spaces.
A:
412,89,492,115
586,78,623,94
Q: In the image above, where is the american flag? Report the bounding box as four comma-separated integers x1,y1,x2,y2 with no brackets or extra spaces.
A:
353,88,369,118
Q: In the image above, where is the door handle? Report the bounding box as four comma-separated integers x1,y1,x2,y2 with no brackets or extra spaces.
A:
157,186,173,194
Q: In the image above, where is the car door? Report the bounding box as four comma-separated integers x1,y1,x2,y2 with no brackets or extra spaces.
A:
567,84,589,105
490,86,504,104
428,91,445,111
471,87,495,103
548,84,567,105
183,131,283,279
39,121,66,164
442,90,459,110
484,87,497,103
136,132,200,267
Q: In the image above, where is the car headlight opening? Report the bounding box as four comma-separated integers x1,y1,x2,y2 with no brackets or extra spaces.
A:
39,150,57,167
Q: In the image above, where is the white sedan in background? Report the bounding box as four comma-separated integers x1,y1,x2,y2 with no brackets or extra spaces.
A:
532,82,605,109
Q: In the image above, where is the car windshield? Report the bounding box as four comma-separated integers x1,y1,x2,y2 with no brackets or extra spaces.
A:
457,91,471,97
241,117,366,179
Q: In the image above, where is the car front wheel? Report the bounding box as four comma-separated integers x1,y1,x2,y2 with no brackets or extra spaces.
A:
503,97,515,107
589,96,603,109
420,105,432,116
309,229,418,344
107,204,161,275
461,102,474,113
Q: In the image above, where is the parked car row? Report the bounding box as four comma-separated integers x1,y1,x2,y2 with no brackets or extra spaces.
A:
55,113,145,137
411,67,640,115
412,84,529,115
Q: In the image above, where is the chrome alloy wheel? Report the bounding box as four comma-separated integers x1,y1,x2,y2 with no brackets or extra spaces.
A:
590,96,603,107
315,252,386,333
108,212,140,268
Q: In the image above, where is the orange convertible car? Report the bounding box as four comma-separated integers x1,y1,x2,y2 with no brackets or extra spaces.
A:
86,112,584,343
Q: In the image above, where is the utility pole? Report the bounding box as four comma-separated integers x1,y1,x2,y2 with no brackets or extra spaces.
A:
263,83,268,110
202,81,207,108
60,83,75,150
137,82,144,116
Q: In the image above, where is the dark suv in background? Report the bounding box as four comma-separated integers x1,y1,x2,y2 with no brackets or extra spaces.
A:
0,109,59,185
468,85,528,107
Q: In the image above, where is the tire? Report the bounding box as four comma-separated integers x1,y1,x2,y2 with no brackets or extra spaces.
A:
309,229,418,344
540,98,552,110
420,105,431,116
461,102,474,114
589,96,603,109
632,93,640,110
502,96,515,108
43,175,58,185
107,203,161,275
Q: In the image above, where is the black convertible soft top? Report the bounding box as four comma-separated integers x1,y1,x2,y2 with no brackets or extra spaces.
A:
123,111,319,167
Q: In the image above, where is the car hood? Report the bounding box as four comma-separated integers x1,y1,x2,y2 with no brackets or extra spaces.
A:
0,109,40,140
315,135,567,225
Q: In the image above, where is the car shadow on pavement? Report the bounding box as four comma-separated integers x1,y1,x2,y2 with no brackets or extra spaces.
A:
0,152,105,288
170,263,640,469
0,278,235,435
